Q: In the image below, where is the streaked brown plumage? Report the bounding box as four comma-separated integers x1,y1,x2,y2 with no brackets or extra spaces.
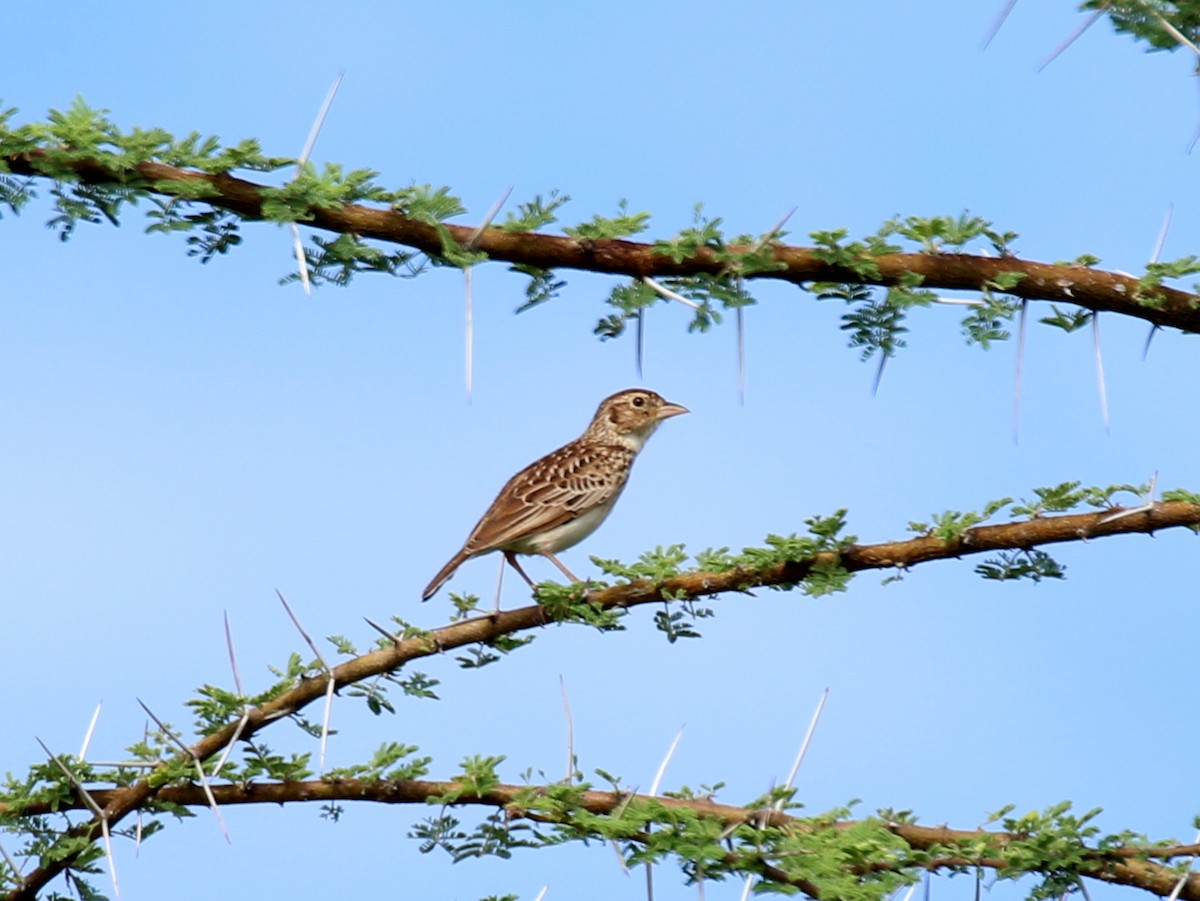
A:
422,388,688,600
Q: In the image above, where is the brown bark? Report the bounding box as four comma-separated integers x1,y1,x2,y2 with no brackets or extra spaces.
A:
5,150,1198,332
5,501,1197,900
7,779,1197,900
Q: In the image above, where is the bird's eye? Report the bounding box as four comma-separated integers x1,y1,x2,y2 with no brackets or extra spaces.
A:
631,396,645,407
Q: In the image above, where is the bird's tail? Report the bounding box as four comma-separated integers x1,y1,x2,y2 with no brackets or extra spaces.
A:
422,551,468,601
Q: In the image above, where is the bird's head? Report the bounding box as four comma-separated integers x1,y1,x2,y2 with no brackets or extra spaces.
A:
586,388,688,449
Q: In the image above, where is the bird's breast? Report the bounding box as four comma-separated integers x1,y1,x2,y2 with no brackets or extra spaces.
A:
502,497,619,554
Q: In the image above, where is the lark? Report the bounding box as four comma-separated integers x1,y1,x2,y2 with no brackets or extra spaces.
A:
422,388,688,600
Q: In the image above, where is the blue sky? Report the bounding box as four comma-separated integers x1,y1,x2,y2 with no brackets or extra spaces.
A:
3,3,1199,900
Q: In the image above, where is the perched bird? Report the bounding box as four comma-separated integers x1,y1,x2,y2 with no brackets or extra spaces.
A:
422,388,688,600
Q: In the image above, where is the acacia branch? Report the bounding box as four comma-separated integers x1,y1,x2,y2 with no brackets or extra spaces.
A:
5,150,1199,332
6,500,1197,900
9,779,1198,900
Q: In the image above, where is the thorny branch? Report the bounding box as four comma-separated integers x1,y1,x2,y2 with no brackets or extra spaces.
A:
5,150,1200,332
7,779,1200,901
3,500,1198,900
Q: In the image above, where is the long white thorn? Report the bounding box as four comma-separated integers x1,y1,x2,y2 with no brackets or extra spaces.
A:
1013,299,1028,444
464,267,475,402
898,879,921,901
746,206,796,255
37,736,121,897
730,207,795,405
931,295,985,306
289,225,311,296
212,711,251,777
463,186,513,402
492,553,506,613
36,739,120,897
467,186,513,250
636,308,645,380
36,737,105,819
641,276,700,309
299,71,345,165
276,589,331,671
1152,203,1174,264
1093,313,1110,434
736,302,746,405
983,0,1019,49
778,688,829,804
79,702,103,760
871,351,887,397
0,839,23,884
1098,471,1159,524
649,726,685,796
1144,203,1173,359
224,610,245,697
136,699,230,841
363,616,402,645
560,675,575,784
1138,0,1200,58
1143,325,1160,360
99,818,120,901
319,676,336,773
277,591,337,774
609,790,636,875
1037,8,1104,71
644,726,685,901
194,756,232,843
1164,825,1200,901
291,71,346,296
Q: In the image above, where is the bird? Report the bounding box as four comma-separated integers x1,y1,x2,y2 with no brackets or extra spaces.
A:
422,388,688,600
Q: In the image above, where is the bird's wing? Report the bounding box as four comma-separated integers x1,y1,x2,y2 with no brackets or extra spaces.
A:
462,441,633,554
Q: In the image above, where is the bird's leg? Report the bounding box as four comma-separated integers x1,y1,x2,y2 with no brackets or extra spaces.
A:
503,551,537,589
542,552,581,584
492,554,506,613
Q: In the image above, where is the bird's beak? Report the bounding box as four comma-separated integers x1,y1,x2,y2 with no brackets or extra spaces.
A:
657,401,689,420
